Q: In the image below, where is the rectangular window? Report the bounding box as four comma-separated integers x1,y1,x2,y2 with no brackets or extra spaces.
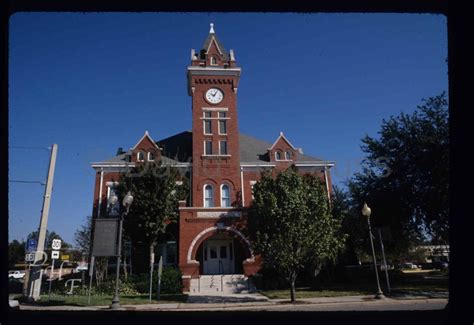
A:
218,112,227,134
204,111,212,118
219,120,227,134
219,140,227,155
250,181,257,199
204,120,212,134
210,247,217,259
205,141,213,155
220,246,227,259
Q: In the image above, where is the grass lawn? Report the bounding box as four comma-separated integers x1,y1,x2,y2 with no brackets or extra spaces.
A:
258,281,448,300
15,293,188,306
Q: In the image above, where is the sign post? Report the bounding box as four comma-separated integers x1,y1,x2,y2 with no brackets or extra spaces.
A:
48,240,61,302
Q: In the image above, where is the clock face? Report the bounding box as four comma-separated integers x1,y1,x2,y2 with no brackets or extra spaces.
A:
205,88,224,104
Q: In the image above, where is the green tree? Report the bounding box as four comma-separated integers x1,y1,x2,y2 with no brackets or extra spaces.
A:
116,161,189,274
348,93,449,250
9,240,26,268
74,216,92,255
247,167,346,302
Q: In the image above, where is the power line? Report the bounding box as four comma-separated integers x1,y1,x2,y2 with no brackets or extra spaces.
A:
9,180,45,185
9,146,51,151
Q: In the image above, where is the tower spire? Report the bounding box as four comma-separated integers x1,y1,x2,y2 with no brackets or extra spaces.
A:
210,23,215,34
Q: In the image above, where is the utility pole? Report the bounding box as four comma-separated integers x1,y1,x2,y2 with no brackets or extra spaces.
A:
27,144,58,301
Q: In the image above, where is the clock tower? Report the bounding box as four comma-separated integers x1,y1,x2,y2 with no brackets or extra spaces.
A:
187,23,242,208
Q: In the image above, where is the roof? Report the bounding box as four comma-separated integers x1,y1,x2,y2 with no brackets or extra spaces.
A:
98,131,324,166
202,32,229,61
239,133,323,164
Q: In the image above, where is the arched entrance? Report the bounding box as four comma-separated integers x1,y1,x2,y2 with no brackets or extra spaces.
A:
194,230,252,275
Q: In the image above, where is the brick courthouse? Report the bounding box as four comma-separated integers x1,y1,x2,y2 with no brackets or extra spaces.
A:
91,24,334,292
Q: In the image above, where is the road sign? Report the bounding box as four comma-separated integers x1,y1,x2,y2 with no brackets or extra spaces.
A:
26,238,37,252
52,239,62,250
51,251,60,259
25,252,35,262
61,254,70,261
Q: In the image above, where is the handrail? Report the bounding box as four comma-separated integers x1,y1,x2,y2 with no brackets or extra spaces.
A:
198,275,200,293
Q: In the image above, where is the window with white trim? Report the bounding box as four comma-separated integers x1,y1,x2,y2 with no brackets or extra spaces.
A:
147,152,155,161
107,185,120,217
218,112,227,134
275,151,282,161
285,151,292,160
221,184,231,207
204,184,214,207
250,180,257,199
137,151,145,162
204,111,212,134
219,140,227,155
210,56,217,66
205,141,213,155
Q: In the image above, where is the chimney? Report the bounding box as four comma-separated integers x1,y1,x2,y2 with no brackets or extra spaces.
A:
116,147,124,155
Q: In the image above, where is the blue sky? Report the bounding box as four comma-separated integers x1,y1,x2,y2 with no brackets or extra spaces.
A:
8,13,448,245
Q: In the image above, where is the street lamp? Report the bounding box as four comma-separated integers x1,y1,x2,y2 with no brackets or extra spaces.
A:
110,191,134,310
362,202,386,299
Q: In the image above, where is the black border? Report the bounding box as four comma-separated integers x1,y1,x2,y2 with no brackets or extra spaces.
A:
2,1,470,325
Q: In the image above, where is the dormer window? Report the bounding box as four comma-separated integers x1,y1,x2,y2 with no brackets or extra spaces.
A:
137,151,145,162
275,151,282,161
147,152,155,161
285,151,292,160
210,56,218,66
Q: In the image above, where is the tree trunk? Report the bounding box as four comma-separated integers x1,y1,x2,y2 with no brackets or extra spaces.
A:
289,275,297,303
149,242,155,301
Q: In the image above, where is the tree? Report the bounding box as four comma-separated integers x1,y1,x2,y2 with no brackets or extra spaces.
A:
348,93,449,250
116,161,189,274
74,216,93,255
9,240,26,268
247,167,347,302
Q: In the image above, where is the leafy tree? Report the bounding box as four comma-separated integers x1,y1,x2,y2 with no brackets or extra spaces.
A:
74,216,93,255
116,161,189,274
348,93,449,250
9,240,26,268
247,167,347,302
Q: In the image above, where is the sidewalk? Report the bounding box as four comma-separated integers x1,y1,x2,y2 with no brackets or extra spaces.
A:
16,291,449,311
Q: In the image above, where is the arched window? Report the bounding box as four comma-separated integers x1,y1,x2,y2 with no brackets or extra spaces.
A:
285,151,292,160
275,151,282,161
204,184,214,208
210,56,217,66
137,151,145,162
221,184,231,207
147,152,155,161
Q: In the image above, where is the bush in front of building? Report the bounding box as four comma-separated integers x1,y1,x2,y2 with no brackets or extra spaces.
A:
127,266,183,294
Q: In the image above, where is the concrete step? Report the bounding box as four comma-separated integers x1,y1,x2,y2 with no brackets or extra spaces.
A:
190,274,256,294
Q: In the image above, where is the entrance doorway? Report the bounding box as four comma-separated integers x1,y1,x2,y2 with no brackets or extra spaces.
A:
203,239,235,275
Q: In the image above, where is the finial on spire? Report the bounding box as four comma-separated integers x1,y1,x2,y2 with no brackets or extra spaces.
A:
210,23,215,34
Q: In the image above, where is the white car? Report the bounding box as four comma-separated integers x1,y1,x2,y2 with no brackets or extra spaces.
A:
8,270,26,279
73,265,88,273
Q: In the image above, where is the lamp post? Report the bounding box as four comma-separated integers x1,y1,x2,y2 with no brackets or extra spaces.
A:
362,202,386,299
110,192,134,310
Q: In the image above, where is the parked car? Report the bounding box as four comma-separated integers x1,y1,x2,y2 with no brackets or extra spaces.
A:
8,270,26,279
73,264,88,273
401,263,419,270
